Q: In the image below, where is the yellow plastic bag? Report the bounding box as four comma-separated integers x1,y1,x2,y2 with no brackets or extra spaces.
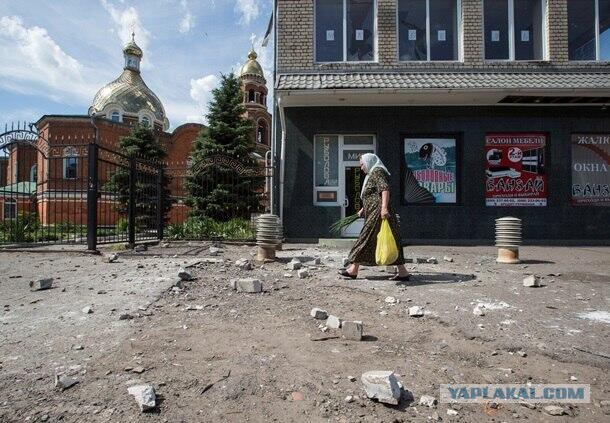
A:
375,219,399,266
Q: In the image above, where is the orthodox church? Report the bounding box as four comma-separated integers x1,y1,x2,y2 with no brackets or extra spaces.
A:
0,34,271,224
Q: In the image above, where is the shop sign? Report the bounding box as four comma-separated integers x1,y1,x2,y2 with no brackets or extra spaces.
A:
485,133,547,207
404,138,457,204
571,134,610,206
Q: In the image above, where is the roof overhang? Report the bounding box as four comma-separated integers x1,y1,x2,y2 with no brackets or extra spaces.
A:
276,88,610,107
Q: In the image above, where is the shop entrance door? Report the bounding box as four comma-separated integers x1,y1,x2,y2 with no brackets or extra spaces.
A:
342,166,366,237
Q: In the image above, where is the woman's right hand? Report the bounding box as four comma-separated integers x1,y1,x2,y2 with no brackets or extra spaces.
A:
357,208,364,218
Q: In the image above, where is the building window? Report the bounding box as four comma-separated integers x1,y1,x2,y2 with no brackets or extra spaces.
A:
110,111,121,122
140,116,150,127
314,135,340,187
63,147,77,180
257,121,267,144
255,92,260,104
568,0,610,60
484,0,545,60
249,89,255,102
4,199,16,219
315,0,376,62
398,0,460,61
30,164,37,182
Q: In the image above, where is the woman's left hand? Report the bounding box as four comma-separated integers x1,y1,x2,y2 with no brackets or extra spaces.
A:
380,207,390,219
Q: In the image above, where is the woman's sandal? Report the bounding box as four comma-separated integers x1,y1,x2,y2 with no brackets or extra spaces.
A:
338,269,357,279
389,274,410,282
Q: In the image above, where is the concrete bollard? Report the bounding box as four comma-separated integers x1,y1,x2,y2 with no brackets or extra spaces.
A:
495,217,522,264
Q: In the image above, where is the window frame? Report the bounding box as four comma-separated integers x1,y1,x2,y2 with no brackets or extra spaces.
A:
396,0,463,62
63,148,78,180
314,0,378,64
3,198,17,219
568,0,610,61
483,0,548,62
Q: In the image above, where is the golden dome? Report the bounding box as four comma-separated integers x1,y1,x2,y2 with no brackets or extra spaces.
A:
123,32,143,57
89,69,167,126
240,49,265,79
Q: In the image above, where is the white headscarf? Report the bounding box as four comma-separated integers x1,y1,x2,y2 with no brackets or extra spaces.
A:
360,153,390,198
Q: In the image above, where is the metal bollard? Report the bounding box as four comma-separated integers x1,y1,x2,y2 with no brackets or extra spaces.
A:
495,217,522,264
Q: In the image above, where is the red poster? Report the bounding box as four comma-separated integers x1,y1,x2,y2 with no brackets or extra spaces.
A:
485,133,547,207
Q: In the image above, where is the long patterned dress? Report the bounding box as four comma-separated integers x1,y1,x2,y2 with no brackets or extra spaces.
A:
347,168,405,266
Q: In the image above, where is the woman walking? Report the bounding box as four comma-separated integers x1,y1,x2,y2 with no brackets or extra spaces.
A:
339,153,410,281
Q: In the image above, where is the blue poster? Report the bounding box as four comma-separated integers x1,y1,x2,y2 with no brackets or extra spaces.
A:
404,138,457,204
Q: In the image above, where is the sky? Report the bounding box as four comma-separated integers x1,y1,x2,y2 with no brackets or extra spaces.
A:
0,0,274,130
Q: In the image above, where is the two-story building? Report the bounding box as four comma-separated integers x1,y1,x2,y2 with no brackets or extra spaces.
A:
273,0,610,243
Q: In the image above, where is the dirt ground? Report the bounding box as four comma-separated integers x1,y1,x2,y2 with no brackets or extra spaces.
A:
0,242,609,422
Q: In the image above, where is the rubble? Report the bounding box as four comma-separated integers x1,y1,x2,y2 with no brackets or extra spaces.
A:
342,258,349,266
55,374,78,391
82,306,93,314
326,315,342,329
443,256,454,262
447,409,458,416
29,278,53,292
473,305,486,316
178,269,193,281
408,306,424,317
419,395,437,407
385,296,399,304
310,308,328,320
297,268,310,278
543,405,566,416
342,321,363,341
286,261,302,271
209,247,221,256
134,244,147,252
119,313,132,320
104,253,118,263
127,384,156,412
523,275,540,287
427,257,438,264
344,395,354,403
361,371,401,405
235,259,253,270
231,278,262,293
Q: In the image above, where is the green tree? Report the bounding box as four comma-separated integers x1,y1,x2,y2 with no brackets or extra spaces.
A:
106,124,171,230
185,72,262,221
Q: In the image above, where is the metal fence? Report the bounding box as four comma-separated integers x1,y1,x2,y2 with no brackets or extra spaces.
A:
0,123,271,249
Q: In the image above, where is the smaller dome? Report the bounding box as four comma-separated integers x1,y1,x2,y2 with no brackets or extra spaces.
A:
123,32,143,57
240,49,264,79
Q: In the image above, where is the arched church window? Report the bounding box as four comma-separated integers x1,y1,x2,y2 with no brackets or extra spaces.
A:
249,89,255,102
111,111,120,122
63,147,78,180
257,121,267,145
141,116,150,127
30,164,37,182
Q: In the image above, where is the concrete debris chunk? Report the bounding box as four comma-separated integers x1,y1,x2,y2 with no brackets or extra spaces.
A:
55,374,78,391
419,395,437,408
312,257,322,265
310,308,328,320
119,313,132,320
443,255,454,262
385,296,399,304
286,261,302,271
342,320,363,341
127,384,156,412
427,257,438,264
209,246,221,256
447,409,458,416
235,259,253,270
473,305,486,316
415,257,427,264
104,253,118,263
134,244,147,252
408,306,424,317
326,315,342,329
342,258,349,266
29,278,53,292
82,306,93,314
543,405,566,416
232,278,262,293
523,275,540,287
297,268,310,278
344,395,354,403
361,370,401,405
178,269,193,281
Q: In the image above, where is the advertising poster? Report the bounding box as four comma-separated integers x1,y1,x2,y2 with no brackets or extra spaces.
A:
404,138,457,204
571,134,610,206
485,133,547,206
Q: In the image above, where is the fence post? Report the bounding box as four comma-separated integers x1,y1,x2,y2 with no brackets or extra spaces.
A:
128,157,136,248
86,142,98,252
156,167,164,241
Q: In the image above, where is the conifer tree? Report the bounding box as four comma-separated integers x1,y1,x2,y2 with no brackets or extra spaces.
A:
106,124,170,230
185,73,262,221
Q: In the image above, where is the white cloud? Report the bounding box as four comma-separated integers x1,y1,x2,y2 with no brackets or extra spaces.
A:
99,0,152,68
0,15,100,102
179,0,195,33
189,74,219,122
235,0,260,25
